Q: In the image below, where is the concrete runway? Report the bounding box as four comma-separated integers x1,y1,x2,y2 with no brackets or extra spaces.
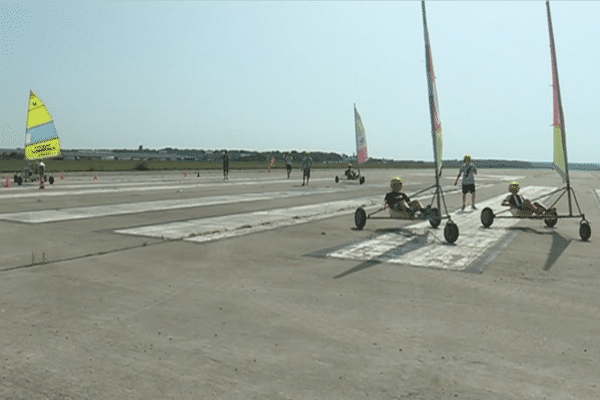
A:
0,167,599,399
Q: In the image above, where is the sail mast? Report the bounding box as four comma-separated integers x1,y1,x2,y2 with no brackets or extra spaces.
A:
25,90,32,152
546,0,572,215
421,1,442,209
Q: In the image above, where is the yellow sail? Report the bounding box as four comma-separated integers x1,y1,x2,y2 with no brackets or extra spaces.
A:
25,90,61,160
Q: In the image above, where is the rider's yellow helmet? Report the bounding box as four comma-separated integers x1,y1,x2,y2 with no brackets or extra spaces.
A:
390,176,403,190
508,181,520,192
464,154,472,163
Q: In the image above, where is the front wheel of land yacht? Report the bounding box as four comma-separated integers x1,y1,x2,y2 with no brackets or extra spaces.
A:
359,176,365,185
579,221,591,241
444,222,459,244
335,176,339,183
49,176,54,185
429,207,442,229
544,214,558,228
354,207,367,230
481,207,494,228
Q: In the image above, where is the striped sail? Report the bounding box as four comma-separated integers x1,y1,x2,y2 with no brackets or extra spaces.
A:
422,1,443,177
546,1,568,182
25,90,61,160
354,104,368,164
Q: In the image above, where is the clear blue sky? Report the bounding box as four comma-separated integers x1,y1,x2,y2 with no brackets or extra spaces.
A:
1,1,599,163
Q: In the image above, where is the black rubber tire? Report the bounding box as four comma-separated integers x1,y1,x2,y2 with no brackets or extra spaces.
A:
17,176,22,186
444,222,459,244
13,174,18,183
44,175,47,182
335,176,339,183
429,207,442,229
544,215,558,228
481,207,495,228
354,207,367,230
49,176,54,185
580,221,591,241
360,176,365,185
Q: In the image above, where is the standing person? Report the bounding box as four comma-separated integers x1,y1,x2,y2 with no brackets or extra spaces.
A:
222,150,230,181
285,152,293,178
302,151,312,186
269,157,275,172
38,160,45,181
454,154,477,210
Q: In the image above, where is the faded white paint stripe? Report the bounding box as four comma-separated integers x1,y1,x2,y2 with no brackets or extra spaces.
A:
328,186,556,271
0,177,333,200
114,197,382,241
594,190,600,211
113,184,494,246
0,187,355,224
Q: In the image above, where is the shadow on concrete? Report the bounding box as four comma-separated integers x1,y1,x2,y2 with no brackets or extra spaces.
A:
506,226,552,235
504,226,571,271
543,231,571,271
333,230,430,279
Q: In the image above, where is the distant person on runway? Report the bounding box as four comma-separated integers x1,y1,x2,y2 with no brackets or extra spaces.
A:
345,163,358,179
302,151,312,186
454,154,477,210
285,152,293,178
38,160,45,181
222,150,230,181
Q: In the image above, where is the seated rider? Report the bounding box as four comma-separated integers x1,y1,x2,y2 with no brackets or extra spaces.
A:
345,164,358,179
384,177,428,217
501,182,554,217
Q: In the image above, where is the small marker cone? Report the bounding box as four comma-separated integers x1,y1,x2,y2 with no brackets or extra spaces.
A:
184,172,188,178
93,173,98,181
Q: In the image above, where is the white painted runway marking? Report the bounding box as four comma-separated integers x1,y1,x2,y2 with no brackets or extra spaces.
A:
0,177,335,200
0,187,356,224
115,196,383,242
466,174,525,182
594,190,600,211
113,184,496,249
328,186,556,271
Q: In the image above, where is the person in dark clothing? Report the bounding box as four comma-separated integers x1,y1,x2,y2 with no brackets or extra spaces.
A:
501,181,554,216
384,177,428,216
222,150,230,181
302,151,312,186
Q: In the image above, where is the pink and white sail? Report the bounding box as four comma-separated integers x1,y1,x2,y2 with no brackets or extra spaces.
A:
354,104,368,164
